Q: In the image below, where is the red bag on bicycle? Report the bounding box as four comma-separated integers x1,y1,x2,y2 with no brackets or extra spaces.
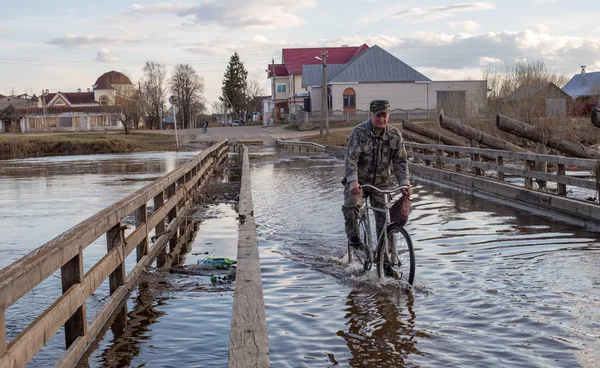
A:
390,195,411,226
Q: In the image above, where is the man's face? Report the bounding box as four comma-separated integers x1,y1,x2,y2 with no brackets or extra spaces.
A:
371,112,389,129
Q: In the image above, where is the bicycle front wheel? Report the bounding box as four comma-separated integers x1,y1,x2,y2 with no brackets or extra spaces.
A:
376,225,415,284
348,215,372,270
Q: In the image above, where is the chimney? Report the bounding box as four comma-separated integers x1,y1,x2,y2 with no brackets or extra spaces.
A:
78,88,81,93
581,65,586,75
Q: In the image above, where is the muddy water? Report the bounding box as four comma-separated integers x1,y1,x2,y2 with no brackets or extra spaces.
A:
2,149,600,367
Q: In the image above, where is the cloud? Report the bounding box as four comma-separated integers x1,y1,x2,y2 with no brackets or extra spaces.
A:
448,21,481,32
96,49,119,62
417,66,484,80
47,34,141,48
534,0,558,3
534,24,550,33
127,0,317,30
392,2,495,22
128,2,196,15
479,56,501,64
0,29,11,37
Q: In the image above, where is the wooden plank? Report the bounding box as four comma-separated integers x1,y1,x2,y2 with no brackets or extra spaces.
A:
0,309,5,356
405,142,598,169
229,147,269,368
61,252,86,349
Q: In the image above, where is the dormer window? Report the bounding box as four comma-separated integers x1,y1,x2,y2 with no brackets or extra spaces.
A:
99,96,109,106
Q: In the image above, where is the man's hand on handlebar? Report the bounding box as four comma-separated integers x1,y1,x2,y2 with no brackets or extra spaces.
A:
400,186,413,196
349,181,362,195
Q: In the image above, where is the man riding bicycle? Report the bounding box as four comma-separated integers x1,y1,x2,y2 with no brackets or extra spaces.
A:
342,100,413,271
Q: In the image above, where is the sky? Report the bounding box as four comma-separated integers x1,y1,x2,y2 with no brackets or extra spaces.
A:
1,0,599,110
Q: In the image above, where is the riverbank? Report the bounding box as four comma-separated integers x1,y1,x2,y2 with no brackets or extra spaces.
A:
0,132,177,159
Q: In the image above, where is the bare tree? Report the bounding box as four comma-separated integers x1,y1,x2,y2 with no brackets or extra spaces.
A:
140,61,167,129
169,64,205,129
484,60,569,123
120,90,143,134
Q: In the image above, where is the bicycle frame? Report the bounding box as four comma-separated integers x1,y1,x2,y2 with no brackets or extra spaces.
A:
359,184,406,255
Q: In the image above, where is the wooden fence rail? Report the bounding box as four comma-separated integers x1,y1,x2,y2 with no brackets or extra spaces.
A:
276,140,326,153
405,142,600,200
0,140,229,368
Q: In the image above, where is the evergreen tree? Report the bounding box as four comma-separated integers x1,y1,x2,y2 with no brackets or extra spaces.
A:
220,52,248,119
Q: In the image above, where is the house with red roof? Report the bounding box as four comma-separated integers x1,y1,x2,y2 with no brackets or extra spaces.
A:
299,45,487,119
266,44,368,122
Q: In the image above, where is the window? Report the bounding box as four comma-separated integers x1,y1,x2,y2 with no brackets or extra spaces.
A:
59,116,73,127
54,99,65,106
99,96,109,106
343,88,356,109
276,84,287,93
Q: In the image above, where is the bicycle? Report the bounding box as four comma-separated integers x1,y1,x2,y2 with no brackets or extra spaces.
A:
347,184,415,284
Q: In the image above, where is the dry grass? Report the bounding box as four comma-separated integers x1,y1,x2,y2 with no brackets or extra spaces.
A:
0,132,177,159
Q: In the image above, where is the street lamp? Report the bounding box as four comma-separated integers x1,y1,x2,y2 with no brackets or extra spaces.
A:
169,95,179,150
41,89,49,133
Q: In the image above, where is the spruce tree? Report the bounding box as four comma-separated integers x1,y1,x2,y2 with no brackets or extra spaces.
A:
220,51,248,119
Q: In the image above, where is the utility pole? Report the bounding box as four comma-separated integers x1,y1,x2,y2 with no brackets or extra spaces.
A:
319,48,328,137
271,59,276,124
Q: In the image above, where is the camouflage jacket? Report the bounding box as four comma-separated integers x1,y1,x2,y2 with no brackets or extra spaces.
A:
344,120,410,187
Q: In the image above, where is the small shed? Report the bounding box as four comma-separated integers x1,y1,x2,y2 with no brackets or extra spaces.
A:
562,69,600,116
502,82,571,118
0,105,24,133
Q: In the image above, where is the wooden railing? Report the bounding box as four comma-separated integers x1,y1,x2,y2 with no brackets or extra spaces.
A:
228,145,269,367
276,140,326,153
405,142,600,201
0,140,229,368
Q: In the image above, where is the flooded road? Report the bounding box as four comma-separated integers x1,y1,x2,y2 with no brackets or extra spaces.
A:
1,149,600,367
250,150,600,367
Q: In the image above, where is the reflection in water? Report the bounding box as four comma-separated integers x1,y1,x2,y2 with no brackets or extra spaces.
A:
89,281,167,368
338,292,422,367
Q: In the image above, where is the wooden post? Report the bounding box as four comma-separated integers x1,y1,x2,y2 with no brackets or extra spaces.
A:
166,183,178,268
557,164,566,196
1,309,6,355
455,151,461,172
497,156,505,181
154,191,167,267
470,139,482,176
136,204,148,262
436,149,444,169
106,224,126,294
535,142,547,189
525,160,535,189
61,251,86,348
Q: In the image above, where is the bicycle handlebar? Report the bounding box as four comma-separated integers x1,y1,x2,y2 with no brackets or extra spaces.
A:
359,184,409,194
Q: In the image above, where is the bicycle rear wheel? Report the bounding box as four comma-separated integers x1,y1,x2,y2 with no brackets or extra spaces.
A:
376,225,415,284
348,215,372,270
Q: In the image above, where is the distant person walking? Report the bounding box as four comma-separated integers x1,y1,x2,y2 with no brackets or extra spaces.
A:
202,119,208,134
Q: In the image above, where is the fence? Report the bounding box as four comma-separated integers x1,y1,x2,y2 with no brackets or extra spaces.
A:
405,142,600,228
291,108,437,124
0,140,229,368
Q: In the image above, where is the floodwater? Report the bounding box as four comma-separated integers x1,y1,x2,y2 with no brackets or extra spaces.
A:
1,149,600,367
